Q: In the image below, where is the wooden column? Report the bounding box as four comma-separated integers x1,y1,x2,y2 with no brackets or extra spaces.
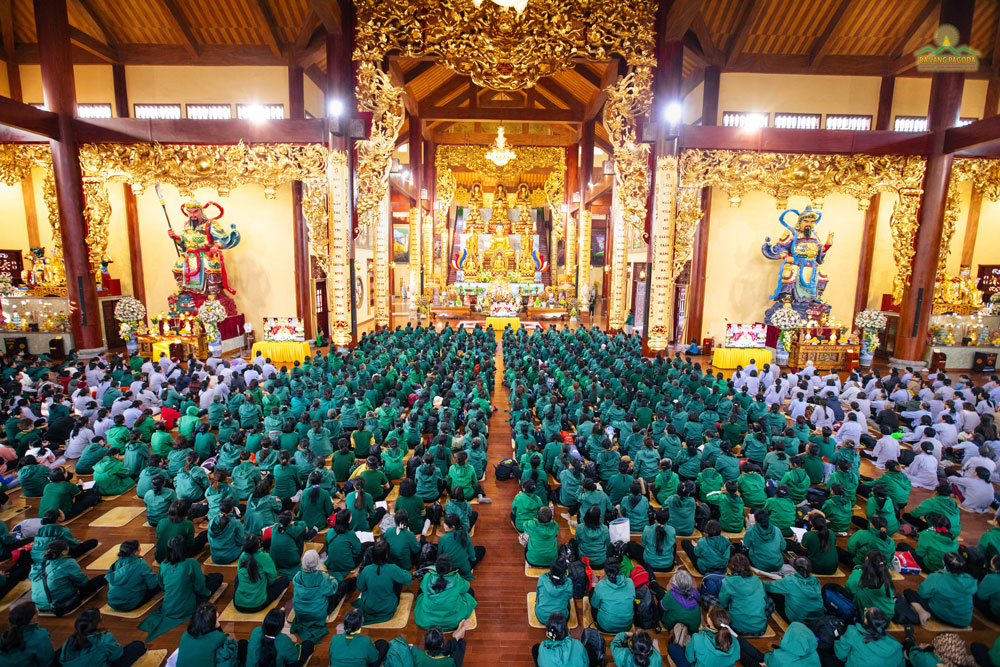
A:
289,62,314,340
894,0,973,364
958,77,999,266
35,0,104,353
565,144,578,288
579,119,595,309
853,75,894,316
685,64,719,345
112,63,146,307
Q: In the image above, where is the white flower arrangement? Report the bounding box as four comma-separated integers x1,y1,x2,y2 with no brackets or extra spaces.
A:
197,299,227,341
0,273,14,297
770,306,803,330
114,296,146,339
854,309,887,330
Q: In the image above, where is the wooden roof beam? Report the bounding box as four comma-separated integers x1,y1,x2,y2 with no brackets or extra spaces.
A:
292,12,321,54
0,96,59,137
0,0,14,63
992,10,1000,75
419,106,579,122
574,63,601,88
74,0,119,50
306,0,343,35
888,0,940,74
254,0,284,59
305,64,326,93
724,0,766,69
404,60,435,84
682,67,705,96
158,0,198,58
387,58,419,117
689,11,719,65
535,77,583,113
294,27,326,65
808,0,853,69
661,0,702,41
426,74,470,107
583,60,620,120
69,26,117,63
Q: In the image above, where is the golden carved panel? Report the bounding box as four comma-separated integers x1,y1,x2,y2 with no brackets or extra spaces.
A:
355,62,406,235
327,151,353,346
353,0,656,91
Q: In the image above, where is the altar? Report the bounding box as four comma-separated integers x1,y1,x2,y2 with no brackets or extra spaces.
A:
711,347,772,369
251,340,311,366
137,333,207,360
788,342,858,371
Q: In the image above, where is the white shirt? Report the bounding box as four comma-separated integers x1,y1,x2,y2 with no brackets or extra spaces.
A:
868,435,900,470
789,399,808,420
811,405,835,430
835,420,864,445
951,475,995,512
904,452,940,489
933,421,959,447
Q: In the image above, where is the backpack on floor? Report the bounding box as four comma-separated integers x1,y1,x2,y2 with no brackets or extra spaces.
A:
567,560,592,599
699,573,725,608
960,545,987,580
823,586,858,625
809,615,844,653
633,585,662,630
580,627,606,667
494,458,520,482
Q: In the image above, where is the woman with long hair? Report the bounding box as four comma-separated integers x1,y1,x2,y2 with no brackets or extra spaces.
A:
269,510,315,577
439,512,485,577
763,557,823,624
742,510,785,573
234,535,289,614
833,607,903,667
618,480,652,533
842,515,896,569
207,497,245,565
28,539,106,616
355,539,412,624
58,607,146,667
413,555,478,632
243,476,282,537
137,536,223,641
640,507,676,571
718,554,768,635
324,509,364,581
590,558,636,634
532,611,587,667
297,470,334,532
176,601,243,667
0,601,55,665
154,499,207,562
328,609,388,667
534,560,572,628
383,508,422,570
344,477,387,531
106,540,161,612
666,605,740,667
246,607,313,667
610,629,659,667
903,551,978,628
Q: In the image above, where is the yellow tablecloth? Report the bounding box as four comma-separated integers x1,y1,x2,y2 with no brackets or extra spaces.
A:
711,347,772,369
151,341,172,361
485,316,521,340
251,341,311,366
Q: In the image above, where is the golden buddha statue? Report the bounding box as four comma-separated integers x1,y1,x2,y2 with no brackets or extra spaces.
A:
464,183,485,234
513,182,534,236
462,232,481,278
518,236,536,281
484,222,514,279
491,184,510,232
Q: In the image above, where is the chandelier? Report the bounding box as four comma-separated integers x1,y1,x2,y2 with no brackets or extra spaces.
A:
472,0,529,14
485,125,517,166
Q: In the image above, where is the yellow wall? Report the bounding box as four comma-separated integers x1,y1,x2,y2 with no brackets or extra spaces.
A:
304,76,324,119
972,197,1000,270
701,190,866,341
19,64,114,109
718,73,882,118
0,182,29,251
125,66,289,114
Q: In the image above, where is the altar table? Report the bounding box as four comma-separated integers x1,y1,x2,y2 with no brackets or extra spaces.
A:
788,342,858,371
137,333,207,360
484,316,521,339
710,347,772,369
251,341,311,366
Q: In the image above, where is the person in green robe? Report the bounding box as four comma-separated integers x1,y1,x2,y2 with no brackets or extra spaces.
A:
908,633,977,667
523,507,559,568
143,475,176,528
413,555,477,632
718,554,768,635
778,456,810,502
176,405,202,441
834,607,904,667
232,451,261,501
297,471,335,531
246,608,313,667
291,549,354,643
154,500,206,562
29,538,105,615
138,536,223,640
590,559,635,634
384,509,422,570
58,607,147,667
706,481,745,534
394,478,427,534
843,550,898,620
175,602,241,667
510,479,544,532
904,481,962,538
574,505,611,569
532,612,587,667
739,620,820,667
92,450,135,496
325,509,364,581
844,515,896,568
821,483,854,533
207,499,245,565
908,512,959,572
106,540,160,612
0,601,56,667
329,609,387,667
270,511,315,577
244,477,282,537
30,509,96,561
534,562,573,628
235,535,289,613
903,551,978,628
680,520,730,574
16,455,50,497
640,508,676,571
354,540,412,624
763,557,824,623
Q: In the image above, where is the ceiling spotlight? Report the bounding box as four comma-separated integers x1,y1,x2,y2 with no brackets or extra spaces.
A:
664,102,683,125
328,99,344,118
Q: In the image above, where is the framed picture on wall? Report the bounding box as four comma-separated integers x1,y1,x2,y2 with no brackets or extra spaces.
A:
590,230,606,266
354,276,364,309
393,225,409,263
0,249,24,285
355,226,373,250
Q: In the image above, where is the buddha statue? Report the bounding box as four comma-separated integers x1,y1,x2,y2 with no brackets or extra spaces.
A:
464,183,485,234
492,184,510,232
513,182,534,236
484,222,514,279
462,232,481,278
518,236,537,282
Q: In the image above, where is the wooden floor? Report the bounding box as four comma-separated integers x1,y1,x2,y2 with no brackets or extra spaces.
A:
5,336,1000,666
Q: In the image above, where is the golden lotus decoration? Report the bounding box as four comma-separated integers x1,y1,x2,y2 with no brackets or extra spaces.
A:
353,0,656,91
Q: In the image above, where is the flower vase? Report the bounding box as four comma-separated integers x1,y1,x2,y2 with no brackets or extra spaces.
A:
859,330,876,366
775,334,790,365
125,335,139,355
208,334,222,358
